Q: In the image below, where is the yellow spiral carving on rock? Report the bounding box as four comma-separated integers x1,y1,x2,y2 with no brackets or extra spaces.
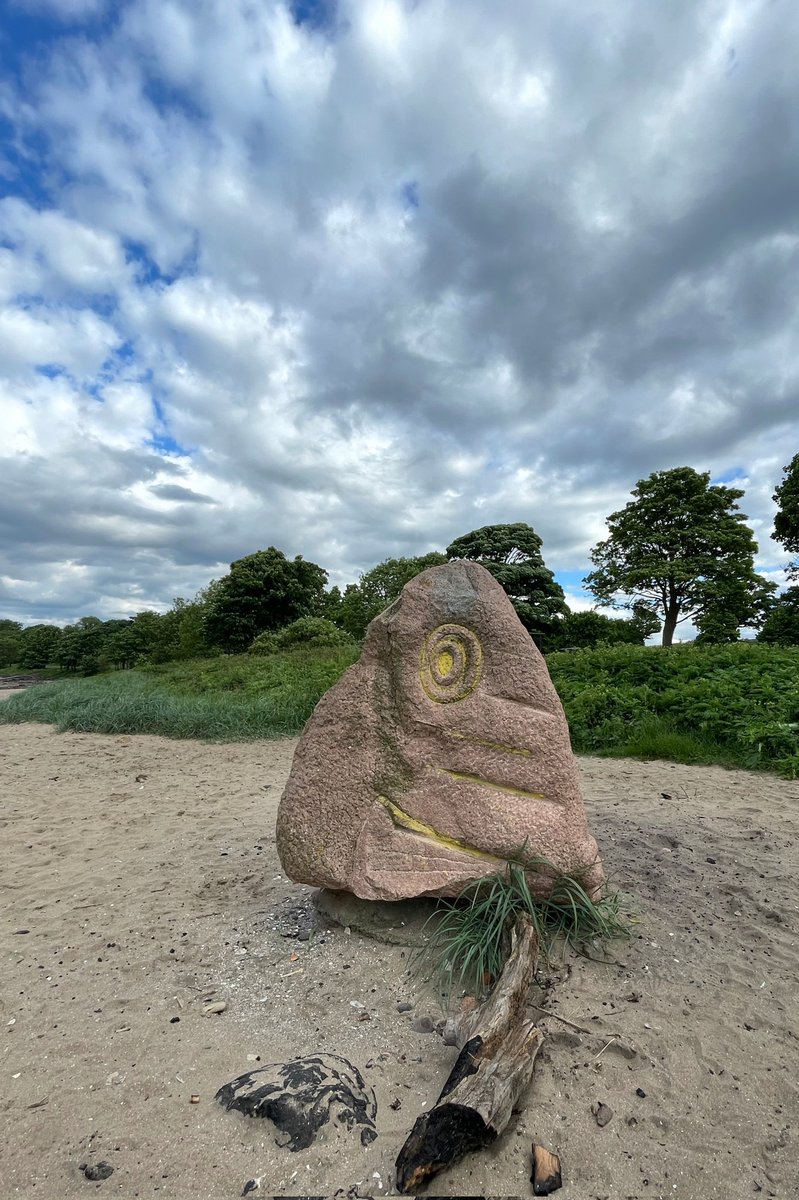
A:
419,623,483,703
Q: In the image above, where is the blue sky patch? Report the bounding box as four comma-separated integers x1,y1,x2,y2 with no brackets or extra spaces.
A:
124,239,180,287
148,431,191,457
149,395,192,458
289,0,336,31
401,181,420,210
555,567,594,595
712,466,747,485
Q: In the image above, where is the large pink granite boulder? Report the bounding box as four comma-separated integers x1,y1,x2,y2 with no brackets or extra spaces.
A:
276,561,604,901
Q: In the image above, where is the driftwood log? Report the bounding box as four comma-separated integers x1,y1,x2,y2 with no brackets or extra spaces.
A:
395,913,544,1193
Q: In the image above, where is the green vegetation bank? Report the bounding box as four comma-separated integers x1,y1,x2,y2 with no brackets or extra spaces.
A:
2,641,797,779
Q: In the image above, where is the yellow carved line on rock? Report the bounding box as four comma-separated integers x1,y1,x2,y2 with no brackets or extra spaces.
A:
434,767,561,804
377,795,503,862
437,650,455,676
419,623,484,704
441,728,533,757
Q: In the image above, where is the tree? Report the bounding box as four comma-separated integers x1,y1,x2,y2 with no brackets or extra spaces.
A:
361,553,447,610
104,614,164,669
54,616,127,674
153,597,214,662
446,523,568,648
757,586,799,645
0,619,23,668
318,585,344,625
695,575,777,643
546,608,657,651
585,467,776,647
19,623,63,669
773,452,799,577
204,548,328,653
54,627,86,672
337,583,376,640
338,553,448,638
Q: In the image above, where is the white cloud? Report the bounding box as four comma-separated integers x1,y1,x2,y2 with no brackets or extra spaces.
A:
0,199,126,293
0,0,797,625
0,304,120,378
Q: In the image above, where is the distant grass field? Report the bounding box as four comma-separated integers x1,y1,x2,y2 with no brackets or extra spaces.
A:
1,640,797,777
0,646,359,741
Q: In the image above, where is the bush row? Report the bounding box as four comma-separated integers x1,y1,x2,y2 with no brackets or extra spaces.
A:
547,642,799,778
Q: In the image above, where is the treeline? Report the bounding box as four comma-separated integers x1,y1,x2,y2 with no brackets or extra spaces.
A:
0,599,211,673
0,533,649,675
2,457,799,673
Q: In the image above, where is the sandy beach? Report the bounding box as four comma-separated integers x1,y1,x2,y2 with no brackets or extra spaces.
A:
1,716,797,1199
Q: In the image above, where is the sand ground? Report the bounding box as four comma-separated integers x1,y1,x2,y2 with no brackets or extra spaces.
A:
1,714,797,1199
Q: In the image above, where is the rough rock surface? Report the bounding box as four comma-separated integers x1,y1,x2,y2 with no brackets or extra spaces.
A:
276,560,604,900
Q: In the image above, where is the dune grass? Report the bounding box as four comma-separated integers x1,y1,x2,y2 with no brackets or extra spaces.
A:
616,714,734,766
415,856,631,1004
2,640,798,778
0,645,359,740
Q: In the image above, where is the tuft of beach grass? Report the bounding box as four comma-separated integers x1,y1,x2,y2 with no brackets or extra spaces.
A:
414,853,632,1005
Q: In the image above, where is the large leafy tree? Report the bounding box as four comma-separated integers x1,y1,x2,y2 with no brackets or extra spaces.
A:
150,597,214,663
547,607,659,652
335,584,374,640
102,612,173,670
757,586,799,645
54,616,130,674
19,623,63,669
317,585,344,625
204,548,328,653
585,467,776,646
446,523,568,647
0,619,23,668
360,552,448,611
54,618,101,672
337,553,447,638
773,452,799,577
694,576,777,643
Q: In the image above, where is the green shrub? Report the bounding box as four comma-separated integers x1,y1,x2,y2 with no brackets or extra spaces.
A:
4,634,798,780
547,642,799,776
248,617,354,655
248,631,279,656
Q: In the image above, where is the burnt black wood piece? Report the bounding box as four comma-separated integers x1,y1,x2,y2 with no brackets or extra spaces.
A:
215,1053,377,1150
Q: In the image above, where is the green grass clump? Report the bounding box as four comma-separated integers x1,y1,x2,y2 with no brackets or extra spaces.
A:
617,714,732,765
0,644,359,740
417,856,631,1004
547,641,799,778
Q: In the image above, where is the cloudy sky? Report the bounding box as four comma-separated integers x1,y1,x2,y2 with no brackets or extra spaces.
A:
1,0,797,628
